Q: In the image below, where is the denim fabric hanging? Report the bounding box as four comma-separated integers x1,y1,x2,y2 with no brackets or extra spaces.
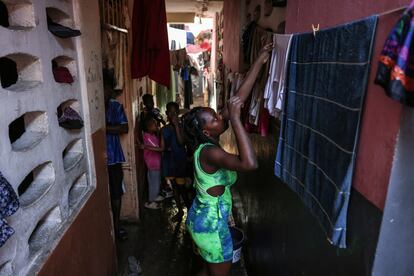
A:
0,171,19,247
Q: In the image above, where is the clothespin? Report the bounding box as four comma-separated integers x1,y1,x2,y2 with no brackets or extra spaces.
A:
312,24,320,37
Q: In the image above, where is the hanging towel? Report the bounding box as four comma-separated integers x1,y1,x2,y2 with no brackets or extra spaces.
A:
0,171,19,247
375,3,414,107
264,34,292,117
275,16,378,248
131,0,171,88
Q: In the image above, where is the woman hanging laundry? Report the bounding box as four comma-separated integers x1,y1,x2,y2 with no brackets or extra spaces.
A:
183,43,273,276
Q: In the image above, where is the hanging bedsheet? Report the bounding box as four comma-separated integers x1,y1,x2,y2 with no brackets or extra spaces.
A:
275,16,378,248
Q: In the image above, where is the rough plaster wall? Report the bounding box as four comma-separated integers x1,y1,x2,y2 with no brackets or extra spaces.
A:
0,0,96,274
372,107,414,276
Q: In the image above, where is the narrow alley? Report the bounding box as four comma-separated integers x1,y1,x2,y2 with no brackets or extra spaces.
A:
1,0,414,276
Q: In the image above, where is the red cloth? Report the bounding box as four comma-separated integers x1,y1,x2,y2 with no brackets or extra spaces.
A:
131,0,171,88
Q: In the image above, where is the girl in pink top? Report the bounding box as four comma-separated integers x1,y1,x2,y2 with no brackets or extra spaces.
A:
141,117,163,209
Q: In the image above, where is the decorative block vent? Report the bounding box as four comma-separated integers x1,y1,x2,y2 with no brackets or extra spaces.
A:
0,53,42,91
0,1,35,30
52,55,76,83
68,173,88,210
18,162,55,208
0,261,12,276
62,138,83,171
9,111,48,152
28,206,62,258
46,7,72,27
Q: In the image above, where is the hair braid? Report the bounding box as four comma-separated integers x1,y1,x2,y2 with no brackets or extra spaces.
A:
182,107,219,152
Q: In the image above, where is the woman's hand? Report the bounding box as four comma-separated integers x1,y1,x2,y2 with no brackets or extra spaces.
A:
257,42,274,64
228,96,243,121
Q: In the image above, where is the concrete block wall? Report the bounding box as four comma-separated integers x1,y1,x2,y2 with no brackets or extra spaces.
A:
0,0,93,275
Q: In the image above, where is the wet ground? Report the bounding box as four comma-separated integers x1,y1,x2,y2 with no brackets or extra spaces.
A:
116,198,248,276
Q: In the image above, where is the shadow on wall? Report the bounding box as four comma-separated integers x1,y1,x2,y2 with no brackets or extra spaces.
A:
221,128,383,276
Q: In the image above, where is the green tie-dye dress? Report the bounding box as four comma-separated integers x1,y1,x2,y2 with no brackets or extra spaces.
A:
186,143,237,263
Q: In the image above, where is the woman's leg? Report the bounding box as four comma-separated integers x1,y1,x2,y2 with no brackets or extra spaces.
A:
207,261,232,276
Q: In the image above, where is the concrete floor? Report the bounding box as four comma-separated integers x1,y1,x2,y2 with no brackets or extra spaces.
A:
116,198,248,276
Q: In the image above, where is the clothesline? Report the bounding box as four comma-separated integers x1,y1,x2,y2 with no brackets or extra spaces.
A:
253,5,408,36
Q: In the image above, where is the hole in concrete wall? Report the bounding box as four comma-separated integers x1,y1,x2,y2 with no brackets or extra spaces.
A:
62,139,83,171
0,57,18,88
68,173,88,209
18,162,55,208
9,111,48,151
0,1,9,28
1,1,35,30
57,99,84,130
0,261,12,276
0,53,42,91
46,7,72,27
28,206,62,258
52,56,76,83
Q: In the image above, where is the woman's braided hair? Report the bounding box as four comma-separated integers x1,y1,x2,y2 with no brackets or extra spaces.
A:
182,107,219,152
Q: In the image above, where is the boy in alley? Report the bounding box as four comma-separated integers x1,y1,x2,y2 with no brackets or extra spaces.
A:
104,73,128,240
161,102,192,220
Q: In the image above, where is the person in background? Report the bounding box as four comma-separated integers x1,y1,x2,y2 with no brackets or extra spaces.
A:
161,102,192,221
139,94,166,133
182,43,273,276
104,80,129,241
136,94,173,199
140,116,164,209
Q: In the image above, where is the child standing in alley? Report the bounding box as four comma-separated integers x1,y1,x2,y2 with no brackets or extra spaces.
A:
161,102,192,220
141,116,164,209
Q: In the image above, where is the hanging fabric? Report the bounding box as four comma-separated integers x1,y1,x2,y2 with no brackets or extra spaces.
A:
275,16,378,248
131,0,171,88
264,34,292,117
0,171,19,247
375,2,414,107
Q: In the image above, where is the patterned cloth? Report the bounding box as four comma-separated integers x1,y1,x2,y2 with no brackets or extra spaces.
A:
106,99,128,165
375,2,414,106
0,171,19,247
186,143,237,263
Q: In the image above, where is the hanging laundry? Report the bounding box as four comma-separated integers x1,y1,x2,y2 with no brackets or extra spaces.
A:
264,34,292,117
375,3,414,107
181,66,193,109
114,33,127,90
170,49,187,71
167,26,187,50
0,171,19,247
131,0,171,88
241,22,257,64
47,16,81,38
246,27,271,127
275,16,378,248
